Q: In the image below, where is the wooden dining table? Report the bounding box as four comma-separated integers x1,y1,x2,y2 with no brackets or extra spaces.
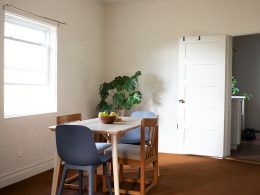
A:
49,117,141,195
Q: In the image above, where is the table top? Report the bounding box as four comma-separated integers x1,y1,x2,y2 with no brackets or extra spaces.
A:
49,117,141,135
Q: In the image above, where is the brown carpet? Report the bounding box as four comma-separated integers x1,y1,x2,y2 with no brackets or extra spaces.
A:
1,153,260,195
231,133,260,162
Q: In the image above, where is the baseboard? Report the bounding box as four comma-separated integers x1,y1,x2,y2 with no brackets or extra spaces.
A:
225,157,260,165
0,157,55,189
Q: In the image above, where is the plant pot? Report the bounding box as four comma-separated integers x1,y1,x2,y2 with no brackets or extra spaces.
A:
117,109,125,117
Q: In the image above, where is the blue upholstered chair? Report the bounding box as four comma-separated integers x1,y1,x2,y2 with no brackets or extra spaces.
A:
119,111,155,144
56,113,111,192
56,125,112,195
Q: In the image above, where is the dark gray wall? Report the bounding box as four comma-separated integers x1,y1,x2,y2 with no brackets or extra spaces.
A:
233,34,260,130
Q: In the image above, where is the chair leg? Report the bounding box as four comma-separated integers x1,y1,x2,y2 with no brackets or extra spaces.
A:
119,164,123,182
94,169,98,192
79,170,83,195
103,161,113,193
102,173,107,192
58,163,64,186
110,161,113,177
57,165,69,195
153,160,158,185
87,166,95,195
140,166,145,195
103,162,112,195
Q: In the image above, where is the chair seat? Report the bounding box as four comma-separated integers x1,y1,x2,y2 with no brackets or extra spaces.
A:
100,154,112,163
105,144,143,160
119,137,142,144
96,142,111,154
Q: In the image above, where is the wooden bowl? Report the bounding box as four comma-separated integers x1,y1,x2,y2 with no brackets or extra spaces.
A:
100,116,116,124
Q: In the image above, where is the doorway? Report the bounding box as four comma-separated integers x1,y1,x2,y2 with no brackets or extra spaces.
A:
230,33,260,163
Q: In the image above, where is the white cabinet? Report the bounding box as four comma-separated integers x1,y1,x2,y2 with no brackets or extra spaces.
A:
231,96,246,149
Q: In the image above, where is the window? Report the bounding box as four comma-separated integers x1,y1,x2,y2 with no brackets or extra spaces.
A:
4,13,57,118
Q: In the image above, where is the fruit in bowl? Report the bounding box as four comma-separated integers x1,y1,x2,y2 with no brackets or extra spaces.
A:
98,112,116,124
110,112,117,116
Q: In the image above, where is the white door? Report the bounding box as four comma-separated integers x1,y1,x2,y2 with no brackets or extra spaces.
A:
178,35,232,158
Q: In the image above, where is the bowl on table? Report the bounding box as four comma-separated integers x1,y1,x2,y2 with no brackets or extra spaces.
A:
99,115,116,124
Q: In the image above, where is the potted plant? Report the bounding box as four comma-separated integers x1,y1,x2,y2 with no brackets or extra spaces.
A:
232,76,253,100
96,71,142,115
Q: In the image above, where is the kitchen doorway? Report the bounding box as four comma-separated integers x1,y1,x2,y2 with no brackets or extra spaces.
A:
230,33,260,163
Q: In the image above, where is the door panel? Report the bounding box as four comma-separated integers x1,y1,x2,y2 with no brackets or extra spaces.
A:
185,108,218,129
185,86,217,107
185,64,219,80
184,129,220,156
185,43,220,59
178,35,230,157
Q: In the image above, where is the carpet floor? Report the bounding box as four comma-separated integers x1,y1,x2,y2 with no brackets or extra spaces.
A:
1,153,260,195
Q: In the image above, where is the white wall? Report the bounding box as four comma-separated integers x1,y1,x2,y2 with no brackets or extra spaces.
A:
233,34,260,131
0,0,104,188
103,0,260,153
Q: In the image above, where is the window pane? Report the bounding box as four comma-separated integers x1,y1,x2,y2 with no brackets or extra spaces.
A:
4,39,48,71
4,85,55,117
5,69,48,85
4,39,48,84
5,20,46,44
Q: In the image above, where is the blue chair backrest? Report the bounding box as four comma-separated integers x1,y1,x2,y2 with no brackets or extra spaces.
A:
56,125,101,166
119,111,155,144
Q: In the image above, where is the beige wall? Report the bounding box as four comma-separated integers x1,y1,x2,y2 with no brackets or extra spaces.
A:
104,0,260,153
0,0,104,187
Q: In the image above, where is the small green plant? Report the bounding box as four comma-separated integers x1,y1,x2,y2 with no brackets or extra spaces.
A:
232,77,239,95
96,71,142,112
232,76,253,101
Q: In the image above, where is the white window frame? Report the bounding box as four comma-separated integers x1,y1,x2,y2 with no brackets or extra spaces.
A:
4,12,57,118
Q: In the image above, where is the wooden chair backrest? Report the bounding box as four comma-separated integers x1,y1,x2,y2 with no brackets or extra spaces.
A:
140,118,159,161
56,113,82,125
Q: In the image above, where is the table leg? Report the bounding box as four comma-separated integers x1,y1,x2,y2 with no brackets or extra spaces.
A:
111,134,120,195
51,154,62,195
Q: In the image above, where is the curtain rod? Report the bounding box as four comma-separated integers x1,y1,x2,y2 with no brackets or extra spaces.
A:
3,3,67,26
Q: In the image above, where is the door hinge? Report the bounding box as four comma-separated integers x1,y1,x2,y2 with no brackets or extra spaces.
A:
179,99,185,103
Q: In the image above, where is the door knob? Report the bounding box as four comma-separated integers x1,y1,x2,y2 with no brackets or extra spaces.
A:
179,99,185,103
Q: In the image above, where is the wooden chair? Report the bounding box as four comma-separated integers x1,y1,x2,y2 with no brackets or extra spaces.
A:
56,113,111,192
105,118,159,195
118,111,156,144
118,112,160,177
56,113,82,125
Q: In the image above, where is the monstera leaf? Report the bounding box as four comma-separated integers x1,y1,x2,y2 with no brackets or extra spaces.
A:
97,71,142,112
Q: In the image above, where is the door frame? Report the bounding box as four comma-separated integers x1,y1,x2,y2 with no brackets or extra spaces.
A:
223,36,232,157
227,32,260,157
